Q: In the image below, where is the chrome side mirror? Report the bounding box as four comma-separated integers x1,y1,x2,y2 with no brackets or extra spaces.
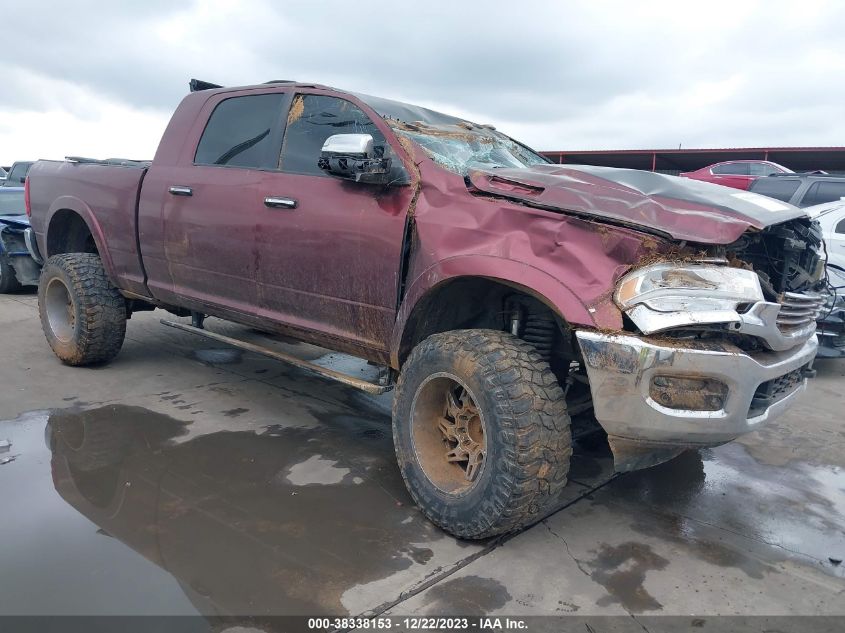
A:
321,133,375,158
318,133,391,184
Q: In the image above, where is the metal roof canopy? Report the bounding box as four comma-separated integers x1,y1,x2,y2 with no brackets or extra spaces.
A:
540,147,845,173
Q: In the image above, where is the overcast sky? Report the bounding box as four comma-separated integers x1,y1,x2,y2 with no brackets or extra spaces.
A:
2,0,844,165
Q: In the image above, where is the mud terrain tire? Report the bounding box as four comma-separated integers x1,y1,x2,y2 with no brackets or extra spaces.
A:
393,329,572,539
38,253,126,366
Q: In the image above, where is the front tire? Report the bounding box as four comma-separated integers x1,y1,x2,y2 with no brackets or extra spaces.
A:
38,253,126,366
393,329,572,539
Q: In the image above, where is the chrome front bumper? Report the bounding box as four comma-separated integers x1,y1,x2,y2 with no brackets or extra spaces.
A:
576,330,817,470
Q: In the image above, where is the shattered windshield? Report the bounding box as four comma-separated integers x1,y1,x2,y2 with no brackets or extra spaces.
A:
354,91,549,176
390,122,549,176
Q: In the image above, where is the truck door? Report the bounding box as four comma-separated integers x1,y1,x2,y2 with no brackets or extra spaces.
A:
253,92,413,354
142,93,287,315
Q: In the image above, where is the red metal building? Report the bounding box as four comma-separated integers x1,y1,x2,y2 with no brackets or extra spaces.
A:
540,147,845,175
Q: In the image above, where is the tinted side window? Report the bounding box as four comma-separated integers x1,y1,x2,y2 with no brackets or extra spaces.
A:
836,217,845,234
749,162,781,176
748,177,801,202
713,163,749,175
279,95,385,176
195,94,284,169
801,183,821,207
801,181,845,208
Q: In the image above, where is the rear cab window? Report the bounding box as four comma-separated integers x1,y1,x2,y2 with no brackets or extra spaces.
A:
195,93,285,169
7,162,32,184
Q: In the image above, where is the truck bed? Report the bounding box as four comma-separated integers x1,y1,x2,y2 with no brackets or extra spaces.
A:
28,158,151,297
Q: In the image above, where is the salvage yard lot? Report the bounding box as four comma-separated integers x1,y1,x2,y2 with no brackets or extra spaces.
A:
1,289,844,623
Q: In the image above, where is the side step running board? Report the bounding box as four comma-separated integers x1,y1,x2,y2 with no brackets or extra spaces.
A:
160,319,393,395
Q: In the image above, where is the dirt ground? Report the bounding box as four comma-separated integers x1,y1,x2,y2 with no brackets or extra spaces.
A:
0,289,843,630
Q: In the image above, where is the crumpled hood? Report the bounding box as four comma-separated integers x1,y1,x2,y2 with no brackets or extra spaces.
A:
467,164,807,244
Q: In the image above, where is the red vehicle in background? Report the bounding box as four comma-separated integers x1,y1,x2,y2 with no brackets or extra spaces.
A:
681,160,792,190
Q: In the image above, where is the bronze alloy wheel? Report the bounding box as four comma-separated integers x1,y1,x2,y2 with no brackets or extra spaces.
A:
410,373,487,496
392,329,572,539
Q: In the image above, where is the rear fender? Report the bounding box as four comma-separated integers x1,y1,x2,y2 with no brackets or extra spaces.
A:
44,196,119,285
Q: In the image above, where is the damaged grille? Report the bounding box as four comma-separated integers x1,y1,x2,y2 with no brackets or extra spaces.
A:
777,291,825,330
748,365,808,416
729,217,824,297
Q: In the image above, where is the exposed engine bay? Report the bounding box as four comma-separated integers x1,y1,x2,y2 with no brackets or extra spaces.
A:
553,217,827,466
725,216,826,298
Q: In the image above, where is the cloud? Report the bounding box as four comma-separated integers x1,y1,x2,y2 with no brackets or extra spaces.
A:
3,0,845,163
0,70,169,161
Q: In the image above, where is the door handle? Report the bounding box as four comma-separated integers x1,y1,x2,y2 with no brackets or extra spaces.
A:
168,186,193,196
264,196,297,209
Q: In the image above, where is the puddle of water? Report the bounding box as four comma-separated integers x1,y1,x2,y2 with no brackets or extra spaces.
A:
283,454,351,486
0,409,198,616
0,404,457,616
588,542,669,612
419,575,512,613
604,445,845,578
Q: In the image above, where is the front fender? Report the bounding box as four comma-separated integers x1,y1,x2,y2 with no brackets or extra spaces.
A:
390,255,599,368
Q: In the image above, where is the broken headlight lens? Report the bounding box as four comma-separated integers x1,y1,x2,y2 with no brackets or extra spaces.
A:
616,262,764,313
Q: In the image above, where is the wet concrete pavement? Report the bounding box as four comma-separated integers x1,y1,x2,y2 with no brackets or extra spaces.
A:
1,290,844,624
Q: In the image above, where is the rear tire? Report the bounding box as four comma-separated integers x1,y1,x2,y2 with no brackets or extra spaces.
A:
393,329,572,539
0,256,21,293
38,253,126,366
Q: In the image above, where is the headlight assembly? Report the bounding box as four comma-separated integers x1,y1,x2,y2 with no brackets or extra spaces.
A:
616,262,764,334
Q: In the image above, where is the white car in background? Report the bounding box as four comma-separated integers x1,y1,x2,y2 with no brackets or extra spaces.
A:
806,199,845,358
807,199,845,269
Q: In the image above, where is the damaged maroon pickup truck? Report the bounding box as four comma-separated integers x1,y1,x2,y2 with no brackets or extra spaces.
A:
26,80,823,539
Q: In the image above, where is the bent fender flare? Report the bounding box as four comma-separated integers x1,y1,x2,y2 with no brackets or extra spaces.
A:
390,255,597,368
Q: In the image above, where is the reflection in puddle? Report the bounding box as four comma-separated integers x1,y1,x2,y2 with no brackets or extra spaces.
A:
27,404,463,616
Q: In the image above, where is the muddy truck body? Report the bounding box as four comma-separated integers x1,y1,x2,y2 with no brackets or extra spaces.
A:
26,80,824,538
